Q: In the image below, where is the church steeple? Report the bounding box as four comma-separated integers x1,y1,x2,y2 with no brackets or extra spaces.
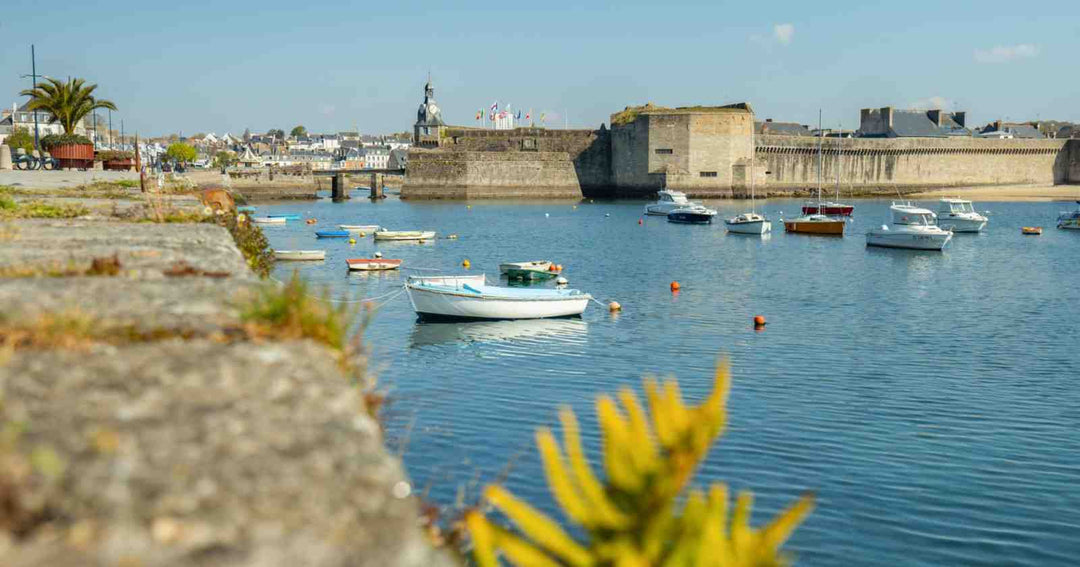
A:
414,77,446,147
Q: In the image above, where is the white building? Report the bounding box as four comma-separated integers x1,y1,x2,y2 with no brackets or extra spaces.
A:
494,111,515,130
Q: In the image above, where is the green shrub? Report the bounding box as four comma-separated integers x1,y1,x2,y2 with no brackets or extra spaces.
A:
95,150,133,162
3,130,35,154
467,362,815,567
39,133,92,151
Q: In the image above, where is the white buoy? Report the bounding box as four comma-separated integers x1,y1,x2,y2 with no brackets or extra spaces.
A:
374,251,383,258
545,213,550,218
556,276,568,285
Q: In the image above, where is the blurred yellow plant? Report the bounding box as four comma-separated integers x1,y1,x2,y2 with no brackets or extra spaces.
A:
466,361,814,566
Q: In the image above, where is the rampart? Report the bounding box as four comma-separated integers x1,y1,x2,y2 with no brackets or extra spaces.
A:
402,127,610,199
758,135,1071,197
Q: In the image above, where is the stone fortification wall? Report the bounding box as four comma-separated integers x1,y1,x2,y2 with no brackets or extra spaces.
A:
610,108,754,197
403,150,584,199
1066,139,1080,183
403,127,610,198
758,136,1069,195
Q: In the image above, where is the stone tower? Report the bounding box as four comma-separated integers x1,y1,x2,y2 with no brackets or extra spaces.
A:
413,80,445,148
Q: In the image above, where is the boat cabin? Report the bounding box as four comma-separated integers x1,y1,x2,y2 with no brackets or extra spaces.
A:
938,199,976,215
657,190,689,205
890,203,937,226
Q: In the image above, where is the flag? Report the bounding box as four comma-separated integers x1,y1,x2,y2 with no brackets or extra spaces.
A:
525,110,531,120
476,110,482,120
540,113,546,122
489,112,495,121
490,101,498,112
516,110,522,119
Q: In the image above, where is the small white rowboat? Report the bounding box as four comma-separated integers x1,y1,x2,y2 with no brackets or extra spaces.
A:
346,258,403,271
340,224,380,232
405,280,591,320
274,250,326,261
374,230,436,241
498,261,552,275
252,217,287,225
407,274,487,286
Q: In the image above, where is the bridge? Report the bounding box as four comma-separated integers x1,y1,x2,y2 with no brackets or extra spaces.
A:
311,169,405,201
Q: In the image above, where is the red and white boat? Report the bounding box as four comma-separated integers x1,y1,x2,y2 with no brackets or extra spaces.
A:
346,258,402,271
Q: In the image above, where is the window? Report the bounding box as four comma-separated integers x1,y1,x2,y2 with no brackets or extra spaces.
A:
654,148,673,155
700,171,718,178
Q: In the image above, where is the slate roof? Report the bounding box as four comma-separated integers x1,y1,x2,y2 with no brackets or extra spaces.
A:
756,121,811,136
890,111,948,137
979,122,1044,139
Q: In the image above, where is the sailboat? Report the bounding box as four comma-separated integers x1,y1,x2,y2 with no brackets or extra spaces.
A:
784,110,846,236
802,126,855,216
725,116,772,234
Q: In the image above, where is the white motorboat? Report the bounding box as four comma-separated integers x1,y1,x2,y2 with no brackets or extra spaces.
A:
274,250,326,261
1057,202,1080,230
405,280,592,320
407,274,487,287
866,202,952,250
498,261,552,275
346,258,402,271
340,224,380,232
724,123,772,234
936,198,988,232
644,189,694,216
667,205,718,224
373,229,436,241
252,217,286,225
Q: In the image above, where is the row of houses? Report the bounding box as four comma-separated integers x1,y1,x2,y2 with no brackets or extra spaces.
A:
757,107,1076,139
224,145,407,171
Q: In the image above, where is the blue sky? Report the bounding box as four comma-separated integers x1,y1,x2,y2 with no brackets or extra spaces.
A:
2,0,1077,136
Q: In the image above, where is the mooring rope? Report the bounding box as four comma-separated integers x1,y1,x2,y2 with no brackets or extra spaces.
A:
268,275,408,306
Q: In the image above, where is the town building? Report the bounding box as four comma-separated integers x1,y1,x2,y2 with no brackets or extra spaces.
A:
756,120,811,137
858,107,970,137
977,120,1044,139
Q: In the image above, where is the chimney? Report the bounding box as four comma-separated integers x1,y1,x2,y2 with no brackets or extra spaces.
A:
952,112,966,128
881,107,894,128
927,110,942,127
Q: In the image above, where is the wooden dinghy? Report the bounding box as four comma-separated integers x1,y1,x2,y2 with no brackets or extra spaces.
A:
274,250,326,261
346,258,403,271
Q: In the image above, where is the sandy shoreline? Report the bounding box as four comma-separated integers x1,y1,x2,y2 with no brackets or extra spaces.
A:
907,184,1080,202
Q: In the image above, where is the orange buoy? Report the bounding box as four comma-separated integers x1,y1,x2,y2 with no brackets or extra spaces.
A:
670,281,680,292
608,301,621,312
556,264,564,272
754,315,766,326
549,264,558,272
638,218,643,225
306,218,317,225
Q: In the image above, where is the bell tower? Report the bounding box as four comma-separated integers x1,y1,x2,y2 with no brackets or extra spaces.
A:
413,78,446,147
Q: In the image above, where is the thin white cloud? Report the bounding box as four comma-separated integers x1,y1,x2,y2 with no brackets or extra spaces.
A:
974,44,1039,64
910,96,953,110
773,23,795,45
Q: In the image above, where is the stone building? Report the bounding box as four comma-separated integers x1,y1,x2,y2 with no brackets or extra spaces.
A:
609,103,760,195
858,107,970,137
413,81,445,148
756,119,811,137
977,120,1044,139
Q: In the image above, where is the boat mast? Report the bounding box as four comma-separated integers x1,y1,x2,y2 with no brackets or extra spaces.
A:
750,113,756,214
817,109,823,206
836,122,841,201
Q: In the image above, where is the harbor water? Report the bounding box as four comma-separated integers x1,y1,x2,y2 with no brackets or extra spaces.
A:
262,194,1080,566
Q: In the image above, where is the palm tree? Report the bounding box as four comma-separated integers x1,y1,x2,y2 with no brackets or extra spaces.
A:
19,77,117,136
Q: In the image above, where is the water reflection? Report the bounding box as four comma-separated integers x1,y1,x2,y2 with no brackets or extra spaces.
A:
410,318,588,348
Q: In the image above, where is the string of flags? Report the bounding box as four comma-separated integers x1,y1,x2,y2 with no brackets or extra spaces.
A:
475,101,545,125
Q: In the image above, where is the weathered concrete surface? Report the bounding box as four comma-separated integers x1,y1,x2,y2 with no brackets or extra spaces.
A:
0,220,251,278
0,170,138,188
0,340,452,567
0,278,258,337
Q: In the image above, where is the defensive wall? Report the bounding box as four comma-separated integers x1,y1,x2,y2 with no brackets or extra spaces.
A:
402,127,610,199
758,136,1071,197
404,106,1080,199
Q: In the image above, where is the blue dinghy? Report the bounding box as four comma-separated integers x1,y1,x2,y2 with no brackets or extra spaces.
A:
315,230,350,238
268,214,301,221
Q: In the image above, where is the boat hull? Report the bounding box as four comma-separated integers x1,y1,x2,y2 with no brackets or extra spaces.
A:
274,250,326,261
374,231,436,241
866,231,952,250
408,274,487,286
1058,220,1080,230
784,219,844,235
406,285,590,320
499,261,552,275
315,231,350,238
506,268,558,281
252,217,286,225
725,219,772,234
644,204,679,216
346,259,402,271
667,212,714,224
802,204,854,216
267,214,301,221
937,217,987,233
340,224,380,232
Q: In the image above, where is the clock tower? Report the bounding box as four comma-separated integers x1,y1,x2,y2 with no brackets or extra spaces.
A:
413,79,446,147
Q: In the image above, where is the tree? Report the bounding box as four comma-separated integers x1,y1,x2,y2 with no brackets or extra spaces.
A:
290,125,307,138
19,77,117,136
212,150,237,169
3,128,35,154
165,142,197,164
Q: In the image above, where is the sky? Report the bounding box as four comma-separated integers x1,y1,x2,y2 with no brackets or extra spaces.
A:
2,0,1078,137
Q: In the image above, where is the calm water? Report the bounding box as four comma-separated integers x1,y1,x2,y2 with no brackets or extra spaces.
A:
262,193,1080,566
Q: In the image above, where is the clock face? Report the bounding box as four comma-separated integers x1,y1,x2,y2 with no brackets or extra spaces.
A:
428,104,438,114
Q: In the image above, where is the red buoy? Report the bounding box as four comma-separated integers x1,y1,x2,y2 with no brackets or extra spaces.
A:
754,315,766,326
670,281,680,292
